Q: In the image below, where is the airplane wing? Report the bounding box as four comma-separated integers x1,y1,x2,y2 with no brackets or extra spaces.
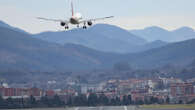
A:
37,17,69,23
79,16,114,23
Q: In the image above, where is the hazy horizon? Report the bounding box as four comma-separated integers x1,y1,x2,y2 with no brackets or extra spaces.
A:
0,0,195,33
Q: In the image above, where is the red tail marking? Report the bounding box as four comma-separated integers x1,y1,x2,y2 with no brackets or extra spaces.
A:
71,0,74,16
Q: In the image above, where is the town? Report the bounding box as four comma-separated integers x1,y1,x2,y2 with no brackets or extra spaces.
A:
0,76,195,108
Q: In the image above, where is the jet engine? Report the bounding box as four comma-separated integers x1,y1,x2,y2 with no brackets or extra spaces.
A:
60,22,66,26
87,21,93,26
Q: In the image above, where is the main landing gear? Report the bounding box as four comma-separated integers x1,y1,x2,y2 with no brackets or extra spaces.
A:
65,26,69,30
83,22,87,29
83,26,87,29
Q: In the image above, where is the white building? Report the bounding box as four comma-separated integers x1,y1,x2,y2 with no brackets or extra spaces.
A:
81,84,104,94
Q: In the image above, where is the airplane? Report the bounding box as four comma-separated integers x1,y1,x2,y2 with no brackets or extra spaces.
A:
37,0,114,30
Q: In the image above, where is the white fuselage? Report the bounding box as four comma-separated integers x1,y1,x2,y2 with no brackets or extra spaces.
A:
38,0,113,30
70,13,82,25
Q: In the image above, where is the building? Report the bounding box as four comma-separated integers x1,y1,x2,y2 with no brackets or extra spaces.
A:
81,84,103,94
161,77,183,87
0,87,43,99
29,88,42,96
170,83,194,103
194,86,195,93
131,88,148,102
46,90,55,97
170,83,194,97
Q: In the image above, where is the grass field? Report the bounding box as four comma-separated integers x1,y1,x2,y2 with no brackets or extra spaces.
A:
141,104,195,109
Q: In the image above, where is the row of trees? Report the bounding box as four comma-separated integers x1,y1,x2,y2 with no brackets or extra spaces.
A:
0,95,64,109
0,93,181,109
0,94,138,109
67,94,132,106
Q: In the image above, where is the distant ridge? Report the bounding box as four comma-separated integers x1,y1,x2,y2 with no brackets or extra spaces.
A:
34,24,169,53
0,20,169,53
0,26,120,71
33,24,148,53
125,39,195,69
130,26,195,42
0,22,195,71
0,20,29,34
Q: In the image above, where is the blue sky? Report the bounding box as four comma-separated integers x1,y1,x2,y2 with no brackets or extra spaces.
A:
0,0,195,33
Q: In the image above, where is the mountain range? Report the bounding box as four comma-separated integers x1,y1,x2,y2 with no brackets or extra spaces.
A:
0,20,195,71
0,26,121,71
0,21,29,34
125,39,195,69
33,24,169,53
130,26,195,42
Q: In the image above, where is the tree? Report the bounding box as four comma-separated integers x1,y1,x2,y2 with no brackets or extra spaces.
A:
179,100,183,104
122,95,129,105
88,93,98,106
136,100,144,105
115,96,121,106
6,97,14,109
98,94,109,106
127,95,132,105
67,97,73,106
0,95,5,108
110,98,116,106
122,95,132,105
150,97,159,104
187,99,195,104
73,94,87,106
27,95,37,107
40,96,51,107
144,98,150,105
52,95,63,107
166,97,170,104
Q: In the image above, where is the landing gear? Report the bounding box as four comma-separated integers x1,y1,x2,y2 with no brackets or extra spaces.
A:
83,22,87,29
65,26,69,30
77,25,80,28
83,26,87,29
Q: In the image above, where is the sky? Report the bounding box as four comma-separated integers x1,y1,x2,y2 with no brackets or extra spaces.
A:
0,0,195,34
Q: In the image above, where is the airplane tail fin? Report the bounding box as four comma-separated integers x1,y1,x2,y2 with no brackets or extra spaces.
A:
71,0,74,16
